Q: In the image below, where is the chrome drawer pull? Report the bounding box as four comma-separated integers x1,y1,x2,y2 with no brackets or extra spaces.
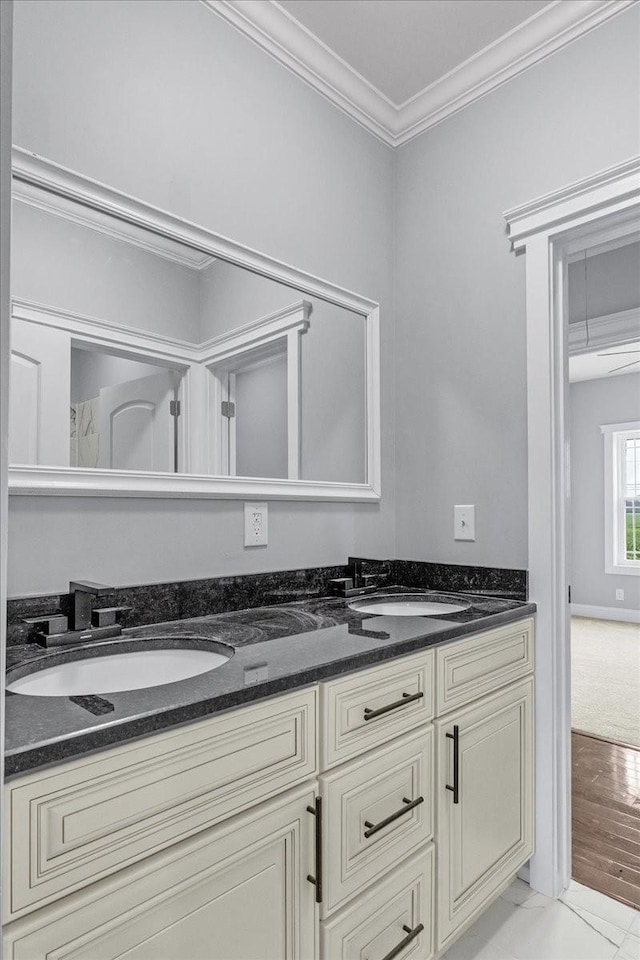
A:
363,690,424,721
306,797,323,903
363,796,424,838
445,725,460,804
376,923,424,960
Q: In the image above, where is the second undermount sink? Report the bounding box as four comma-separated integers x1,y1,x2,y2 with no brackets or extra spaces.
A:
348,593,471,617
6,637,233,697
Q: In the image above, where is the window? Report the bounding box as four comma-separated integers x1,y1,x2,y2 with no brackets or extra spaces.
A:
601,421,640,575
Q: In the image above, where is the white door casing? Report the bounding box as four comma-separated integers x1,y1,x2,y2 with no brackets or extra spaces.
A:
206,302,309,480
504,155,640,898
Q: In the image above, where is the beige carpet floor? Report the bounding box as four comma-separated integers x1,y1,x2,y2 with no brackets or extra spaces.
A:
571,616,640,747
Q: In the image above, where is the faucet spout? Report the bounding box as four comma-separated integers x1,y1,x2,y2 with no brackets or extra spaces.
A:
69,580,113,630
347,557,387,589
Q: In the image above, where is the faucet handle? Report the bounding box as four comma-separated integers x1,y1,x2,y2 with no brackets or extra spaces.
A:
22,614,69,635
91,606,132,628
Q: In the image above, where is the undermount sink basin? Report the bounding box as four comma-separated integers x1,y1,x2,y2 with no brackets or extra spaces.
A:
6,638,233,697
348,593,471,617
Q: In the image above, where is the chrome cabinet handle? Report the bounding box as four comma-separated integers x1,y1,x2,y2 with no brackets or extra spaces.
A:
363,690,424,721
306,797,323,903
363,796,424,838
446,724,460,804
366,923,425,960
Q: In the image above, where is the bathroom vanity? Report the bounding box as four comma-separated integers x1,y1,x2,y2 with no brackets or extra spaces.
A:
3,598,534,959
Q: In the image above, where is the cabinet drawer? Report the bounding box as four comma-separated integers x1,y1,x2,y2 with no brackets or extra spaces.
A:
5,687,317,921
321,847,434,960
436,618,533,714
320,725,433,917
320,650,434,769
4,782,318,960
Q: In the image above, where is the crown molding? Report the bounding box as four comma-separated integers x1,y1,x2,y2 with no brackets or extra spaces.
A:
394,0,637,145
202,0,636,147
201,0,397,141
13,176,215,271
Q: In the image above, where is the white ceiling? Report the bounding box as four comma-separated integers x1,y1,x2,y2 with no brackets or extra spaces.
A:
277,0,550,106
208,0,633,145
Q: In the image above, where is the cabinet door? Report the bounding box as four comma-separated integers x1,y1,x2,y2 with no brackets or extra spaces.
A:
4,783,318,960
436,678,534,952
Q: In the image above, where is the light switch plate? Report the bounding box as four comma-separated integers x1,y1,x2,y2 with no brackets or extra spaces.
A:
454,504,476,541
244,502,268,546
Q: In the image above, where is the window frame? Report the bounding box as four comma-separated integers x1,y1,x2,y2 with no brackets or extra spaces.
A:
601,420,640,576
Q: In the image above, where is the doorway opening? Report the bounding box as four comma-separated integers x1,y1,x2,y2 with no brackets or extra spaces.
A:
504,156,640,902
567,237,640,909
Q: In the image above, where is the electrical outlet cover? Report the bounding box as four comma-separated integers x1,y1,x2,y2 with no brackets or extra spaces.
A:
244,502,268,547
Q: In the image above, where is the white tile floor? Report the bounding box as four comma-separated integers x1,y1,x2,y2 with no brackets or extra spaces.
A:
441,880,640,960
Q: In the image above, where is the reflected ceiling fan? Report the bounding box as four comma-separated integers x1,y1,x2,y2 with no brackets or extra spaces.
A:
597,348,640,374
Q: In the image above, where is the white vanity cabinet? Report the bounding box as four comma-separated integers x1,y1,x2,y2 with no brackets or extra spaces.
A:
3,617,534,960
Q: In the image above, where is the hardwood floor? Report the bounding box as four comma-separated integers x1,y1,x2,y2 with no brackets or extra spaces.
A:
572,731,640,909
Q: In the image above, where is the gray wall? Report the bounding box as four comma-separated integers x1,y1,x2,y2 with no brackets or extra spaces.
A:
300,305,366,484
570,374,640,610
70,351,166,404
9,0,394,595
9,0,640,596
199,260,295,341
12,203,202,342
394,5,640,570
235,356,288,479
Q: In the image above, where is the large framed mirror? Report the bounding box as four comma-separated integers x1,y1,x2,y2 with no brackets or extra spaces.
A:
9,148,380,500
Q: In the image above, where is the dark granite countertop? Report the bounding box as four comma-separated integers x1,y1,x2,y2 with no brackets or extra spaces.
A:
5,589,535,777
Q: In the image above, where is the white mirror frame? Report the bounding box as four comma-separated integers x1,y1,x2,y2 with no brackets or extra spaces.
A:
9,147,381,501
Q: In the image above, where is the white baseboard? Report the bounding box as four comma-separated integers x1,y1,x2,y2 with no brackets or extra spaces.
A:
571,603,640,624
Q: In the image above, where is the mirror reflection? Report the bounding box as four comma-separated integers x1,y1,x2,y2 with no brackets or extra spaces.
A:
10,186,367,483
